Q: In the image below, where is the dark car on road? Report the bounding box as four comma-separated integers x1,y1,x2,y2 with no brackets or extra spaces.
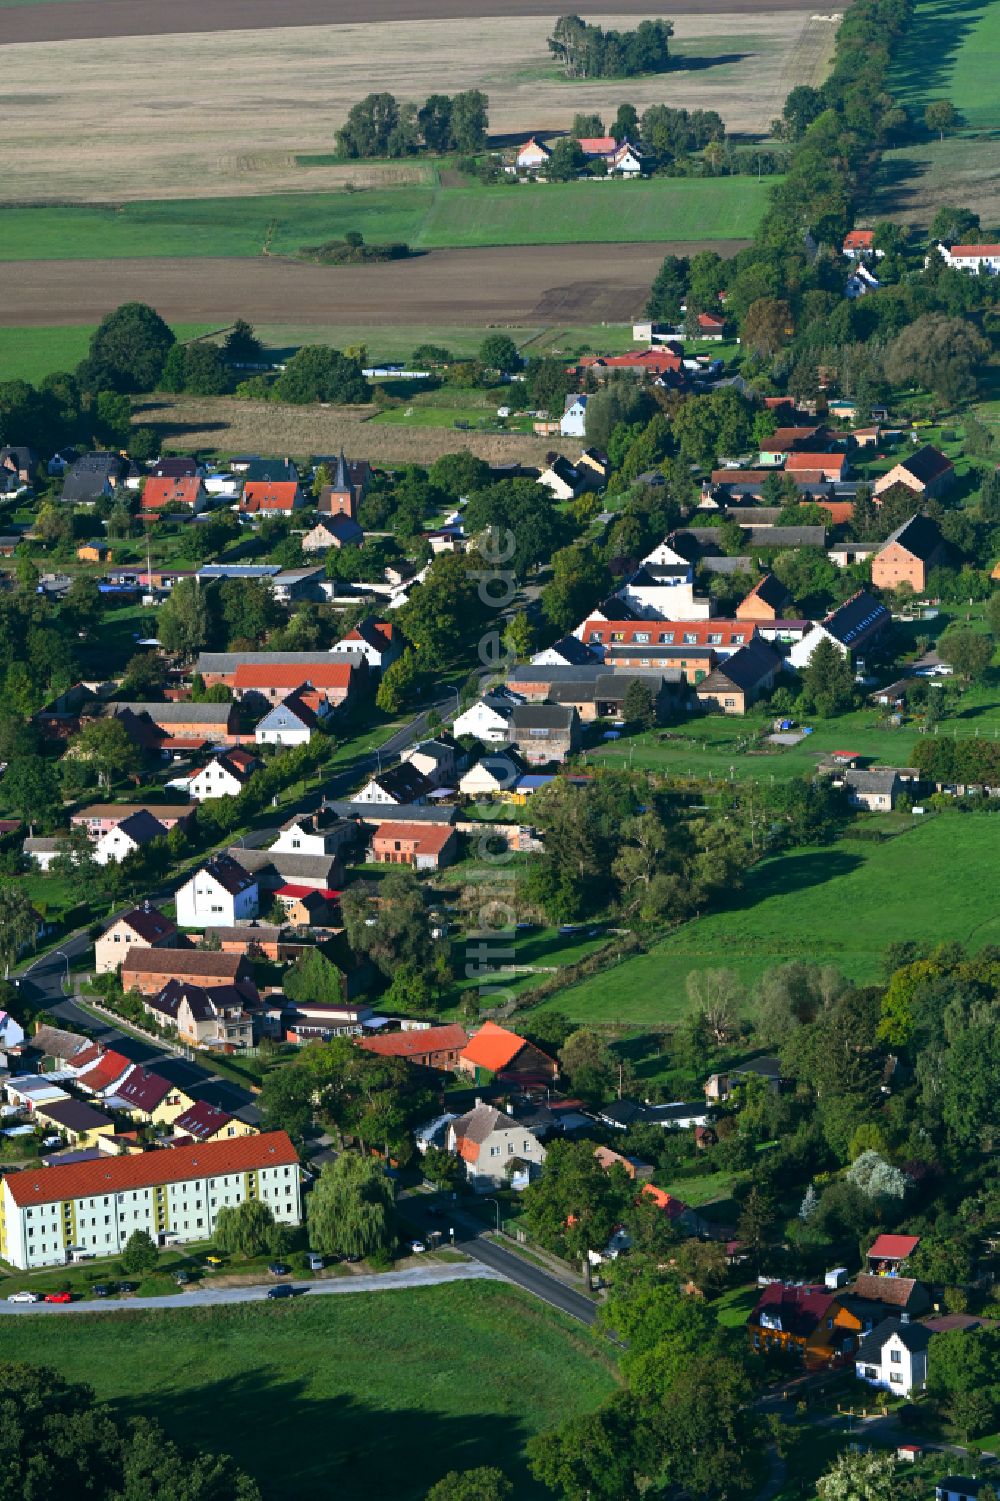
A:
266,1284,295,1299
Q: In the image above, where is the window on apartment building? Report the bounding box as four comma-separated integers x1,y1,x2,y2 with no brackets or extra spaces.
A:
708,634,722,645
490,1146,500,1157
683,633,697,645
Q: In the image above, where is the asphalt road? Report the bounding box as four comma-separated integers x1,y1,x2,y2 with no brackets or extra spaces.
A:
402,1193,598,1326
0,1261,498,1315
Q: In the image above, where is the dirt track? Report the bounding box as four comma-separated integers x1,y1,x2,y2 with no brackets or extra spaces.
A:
0,242,747,327
1,0,828,45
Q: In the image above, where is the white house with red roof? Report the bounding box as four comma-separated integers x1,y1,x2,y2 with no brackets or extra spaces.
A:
184,748,262,801
842,229,883,259
0,1130,300,1267
936,242,1000,275
514,137,551,171
331,618,402,672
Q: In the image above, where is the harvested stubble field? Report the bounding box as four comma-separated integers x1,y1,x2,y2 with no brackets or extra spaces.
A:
137,394,577,465
0,0,835,43
0,12,835,199
0,243,690,327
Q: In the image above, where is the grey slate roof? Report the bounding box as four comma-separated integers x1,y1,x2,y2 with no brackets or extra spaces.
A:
856,1316,931,1363
698,639,780,692
326,801,457,826
879,513,944,562
452,1102,517,1143
114,701,234,724
196,651,366,673
511,704,578,731
843,768,902,795
228,849,341,884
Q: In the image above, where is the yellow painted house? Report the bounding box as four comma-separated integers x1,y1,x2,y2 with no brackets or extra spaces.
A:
173,1100,257,1143
115,1067,195,1126
33,1098,117,1149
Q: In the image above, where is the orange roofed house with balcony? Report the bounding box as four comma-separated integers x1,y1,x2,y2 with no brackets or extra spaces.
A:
458,1021,558,1086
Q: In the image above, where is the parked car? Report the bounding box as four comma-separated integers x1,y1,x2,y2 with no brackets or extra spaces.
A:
409,1239,427,1254
306,1252,324,1271
117,1282,137,1294
44,1292,72,1304
205,1255,223,1267
6,1290,41,1304
266,1283,295,1299
267,1262,290,1276
174,1271,190,1286
92,1284,111,1297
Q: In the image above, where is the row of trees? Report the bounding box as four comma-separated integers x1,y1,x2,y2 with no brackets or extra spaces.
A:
336,90,488,158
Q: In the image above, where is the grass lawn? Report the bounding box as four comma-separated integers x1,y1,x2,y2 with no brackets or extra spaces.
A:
0,1283,618,1500
0,177,771,263
713,1284,760,1329
587,706,927,785
871,0,1000,225
890,0,1000,130
533,813,1000,1024
0,322,216,384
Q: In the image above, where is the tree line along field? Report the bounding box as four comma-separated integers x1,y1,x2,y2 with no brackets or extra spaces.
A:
0,1286,618,1501
0,177,772,264
870,0,1000,226
533,813,1000,1026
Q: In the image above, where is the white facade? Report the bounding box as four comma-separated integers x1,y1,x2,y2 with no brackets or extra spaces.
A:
453,700,513,744
93,826,145,866
188,759,247,800
788,623,845,670
560,396,588,438
856,1329,928,1396
0,1151,300,1270
620,579,712,621
175,867,258,928
936,241,1000,275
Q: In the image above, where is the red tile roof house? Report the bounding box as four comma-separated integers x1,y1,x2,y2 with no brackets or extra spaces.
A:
357,1023,470,1071
239,480,305,514
172,1099,243,1142
331,618,404,672
120,946,258,1001
369,820,459,871
784,451,850,483
140,475,208,516
866,1232,921,1273
232,660,363,710
843,229,880,258
696,312,726,340
459,1020,558,1085
72,1048,135,1098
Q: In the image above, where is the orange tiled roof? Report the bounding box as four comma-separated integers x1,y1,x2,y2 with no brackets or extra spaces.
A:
142,476,201,510
373,821,455,856
241,481,300,510
844,229,874,250
4,1130,298,1208
234,663,354,691
358,1024,469,1060
460,1020,533,1072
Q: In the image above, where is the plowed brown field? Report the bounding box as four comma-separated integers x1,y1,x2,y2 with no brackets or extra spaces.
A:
0,242,745,326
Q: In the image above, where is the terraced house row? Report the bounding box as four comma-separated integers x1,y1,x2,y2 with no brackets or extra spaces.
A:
0,1131,301,1269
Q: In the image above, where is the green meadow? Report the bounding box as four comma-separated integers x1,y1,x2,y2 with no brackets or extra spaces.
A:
0,323,215,384
0,1284,617,1501
0,176,771,263
890,0,1000,130
534,813,1000,1025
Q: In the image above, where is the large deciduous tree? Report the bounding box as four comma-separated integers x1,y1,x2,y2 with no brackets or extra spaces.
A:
80,302,175,394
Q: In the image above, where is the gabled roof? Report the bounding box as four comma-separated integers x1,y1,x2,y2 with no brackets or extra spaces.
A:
698,639,780,693
236,662,354,691
256,692,321,732
867,1232,920,1261
104,903,177,944
452,1101,519,1144
241,481,301,511
357,1024,469,1060
511,704,578,731
741,573,791,611
897,445,954,484
366,762,435,802
114,701,234,724
844,229,874,250
173,1099,236,1140
192,854,256,897
847,1273,926,1310
121,947,248,980
752,1282,839,1337
461,1020,548,1073
142,476,202,509
4,1130,297,1207
879,513,943,563
104,809,167,846
116,1066,174,1113
31,1024,90,1062
373,821,455,855
75,1049,134,1094
856,1316,931,1363
821,590,890,647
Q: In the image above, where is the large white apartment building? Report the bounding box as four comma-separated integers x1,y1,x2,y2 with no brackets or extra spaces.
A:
0,1131,300,1269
